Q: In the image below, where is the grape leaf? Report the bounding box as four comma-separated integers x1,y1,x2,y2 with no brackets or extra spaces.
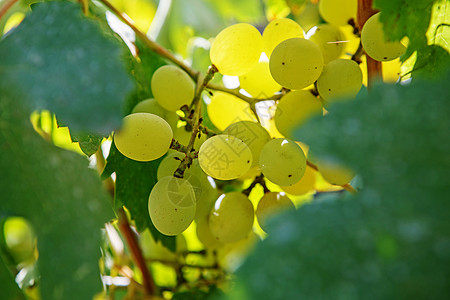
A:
70,132,104,156
236,72,450,299
102,142,176,251
0,1,134,135
0,94,113,299
0,253,26,300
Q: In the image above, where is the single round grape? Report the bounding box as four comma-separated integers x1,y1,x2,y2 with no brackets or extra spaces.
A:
274,90,323,138
308,24,345,64
198,135,253,180
238,61,281,98
114,113,173,162
207,91,257,131
223,121,271,168
263,18,304,56
210,23,263,76
3,217,36,264
319,0,357,27
256,192,295,231
281,165,316,195
269,38,323,90
196,219,224,249
209,192,254,243
317,160,355,186
148,176,196,236
317,59,363,102
259,138,307,186
151,65,195,111
361,12,406,62
132,98,179,129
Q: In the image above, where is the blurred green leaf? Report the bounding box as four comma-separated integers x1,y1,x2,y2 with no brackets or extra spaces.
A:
0,95,113,299
207,0,265,24
237,72,450,299
0,1,134,135
102,142,176,251
0,254,26,300
70,132,104,156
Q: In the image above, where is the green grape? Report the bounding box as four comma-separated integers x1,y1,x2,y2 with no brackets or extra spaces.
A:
308,24,345,64
238,61,281,98
196,219,224,249
281,165,316,195
194,176,218,221
173,125,207,151
317,159,355,186
148,176,196,236
114,113,173,162
274,90,323,138
263,18,304,56
295,1,320,32
3,217,36,264
132,98,179,129
259,138,307,186
207,91,256,131
151,65,195,111
361,13,406,62
210,23,263,76
319,0,357,27
256,192,295,231
198,135,253,180
269,38,323,89
209,192,254,243
157,152,185,181
317,59,363,102
224,121,271,168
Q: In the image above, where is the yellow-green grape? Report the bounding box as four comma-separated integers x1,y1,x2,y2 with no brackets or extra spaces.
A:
140,230,186,261
295,1,320,32
207,91,256,131
256,192,295,231
194,177,218,221
308,24,345,64
319,0,357,27
238,61,281,98
114,113,173,162
198,135,253,180
361,12,406,62
157,152,185,181
148,176,196,236
132,98,179,129
173,126,207,151
209,192,254,243
281,165,317,195
210,23,263,76
196,219,224,249
274,90,323,138
269,38,323,89
259,138,306,186
3,217,36,264
263,18,304,56
223,121,271,168
151,65,195,111
317,160,355,186
317,59,363,102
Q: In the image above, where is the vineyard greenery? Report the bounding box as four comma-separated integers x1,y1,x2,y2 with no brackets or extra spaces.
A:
0,0,449,299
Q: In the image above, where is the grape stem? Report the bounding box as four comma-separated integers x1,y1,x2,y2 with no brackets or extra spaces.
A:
206,83,284,104
242,173,269,196
173,65,218,178
351,42,365,64
0,0,19,21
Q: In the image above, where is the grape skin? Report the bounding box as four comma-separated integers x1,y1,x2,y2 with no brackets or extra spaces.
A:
281,165,317,195
131,98,179,129
198,135,253,180
259,138,307,186
319,0,357,27
148,176,196,236
308,24,345,64
238,61,281,98
256,192,295,231
263,18,304,56
151,65,195,111
317,59,363,102
269,38,323,90
210,23,263,76
361,12,406,62
209,192,254,244
114,113,173,162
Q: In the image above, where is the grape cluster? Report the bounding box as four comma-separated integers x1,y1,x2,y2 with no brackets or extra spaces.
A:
111,11,405,247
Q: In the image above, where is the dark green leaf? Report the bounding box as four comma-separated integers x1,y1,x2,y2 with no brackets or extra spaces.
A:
237,72,450,299
0,94,113,299
0,1,134,135
412,45,450,79
0,253,26,300
102,141,176,251
70,132,104,156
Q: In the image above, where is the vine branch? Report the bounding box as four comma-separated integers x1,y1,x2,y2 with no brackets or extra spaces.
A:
0,0,19,21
